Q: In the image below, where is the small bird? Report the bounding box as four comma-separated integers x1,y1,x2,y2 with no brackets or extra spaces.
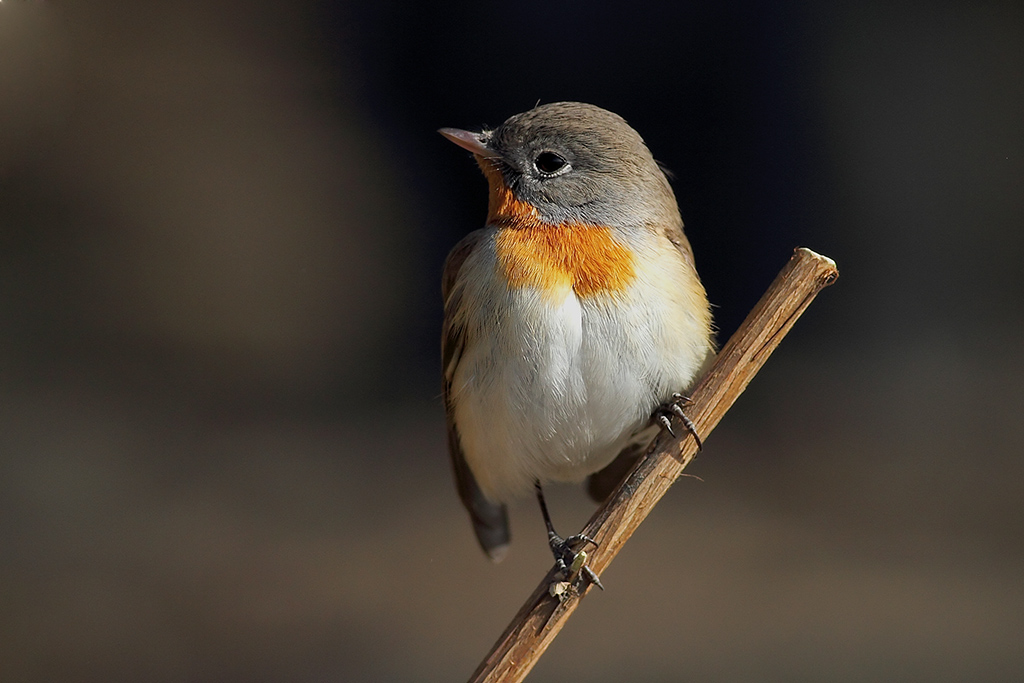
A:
440,102,713,583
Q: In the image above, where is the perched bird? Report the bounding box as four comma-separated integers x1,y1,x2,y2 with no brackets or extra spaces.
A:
440,102,713,582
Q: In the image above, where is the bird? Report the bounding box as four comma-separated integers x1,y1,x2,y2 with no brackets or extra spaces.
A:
439,102,714,585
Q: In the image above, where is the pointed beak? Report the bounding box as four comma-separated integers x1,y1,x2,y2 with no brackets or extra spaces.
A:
438,127,496,157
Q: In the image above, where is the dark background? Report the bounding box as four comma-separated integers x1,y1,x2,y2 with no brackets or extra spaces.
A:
2,2,1022,681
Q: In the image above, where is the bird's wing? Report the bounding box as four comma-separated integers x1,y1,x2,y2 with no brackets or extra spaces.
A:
442,230,510,561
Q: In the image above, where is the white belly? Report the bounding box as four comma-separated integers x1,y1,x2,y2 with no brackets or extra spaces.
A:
449,240,712,502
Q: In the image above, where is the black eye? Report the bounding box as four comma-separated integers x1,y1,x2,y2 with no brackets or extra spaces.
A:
534,151,568,175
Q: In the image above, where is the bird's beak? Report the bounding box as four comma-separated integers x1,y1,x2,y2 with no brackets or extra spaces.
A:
438,127,496,158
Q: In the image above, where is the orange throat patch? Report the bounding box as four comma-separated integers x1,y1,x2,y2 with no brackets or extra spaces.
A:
479,157,636,298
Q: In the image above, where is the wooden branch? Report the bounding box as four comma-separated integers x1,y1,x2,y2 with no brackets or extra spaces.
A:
467,247,839,683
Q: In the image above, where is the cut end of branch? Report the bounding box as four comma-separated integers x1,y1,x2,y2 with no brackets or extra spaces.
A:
795,247,839,285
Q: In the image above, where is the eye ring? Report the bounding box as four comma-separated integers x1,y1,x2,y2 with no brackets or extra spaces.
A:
534,151,570,176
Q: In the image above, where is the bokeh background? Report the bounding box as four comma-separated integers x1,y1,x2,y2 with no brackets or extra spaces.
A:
2,1,1022,681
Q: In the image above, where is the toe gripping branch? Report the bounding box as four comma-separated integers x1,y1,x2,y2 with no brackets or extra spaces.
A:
534,482,604,591
655,392,703,450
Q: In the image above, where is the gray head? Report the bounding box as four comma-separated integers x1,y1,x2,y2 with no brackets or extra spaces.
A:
440,102,681,231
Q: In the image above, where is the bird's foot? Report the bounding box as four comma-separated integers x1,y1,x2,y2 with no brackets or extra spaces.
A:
548,531,604,592
654,392,703,449
535,481,603,596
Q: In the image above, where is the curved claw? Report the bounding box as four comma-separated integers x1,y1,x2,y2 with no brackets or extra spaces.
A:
564,533,599,551
657,413,676,436
655,395,703,449
582,565,605,590
678,413,703,450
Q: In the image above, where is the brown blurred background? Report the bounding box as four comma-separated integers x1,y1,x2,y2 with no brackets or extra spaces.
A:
1,2,1022,681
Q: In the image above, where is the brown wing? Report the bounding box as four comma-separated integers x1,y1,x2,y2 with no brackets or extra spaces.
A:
441,230,510,561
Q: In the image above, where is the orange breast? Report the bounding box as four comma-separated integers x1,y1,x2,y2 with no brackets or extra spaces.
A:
495,223,636,297
480,159,636,298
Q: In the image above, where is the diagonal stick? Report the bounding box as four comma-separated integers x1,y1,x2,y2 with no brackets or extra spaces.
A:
467,247,839,683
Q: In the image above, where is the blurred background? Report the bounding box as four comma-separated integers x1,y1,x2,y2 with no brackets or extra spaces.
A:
1,1,1022,681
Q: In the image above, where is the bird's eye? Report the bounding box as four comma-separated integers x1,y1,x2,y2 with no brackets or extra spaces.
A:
534,151,568,175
